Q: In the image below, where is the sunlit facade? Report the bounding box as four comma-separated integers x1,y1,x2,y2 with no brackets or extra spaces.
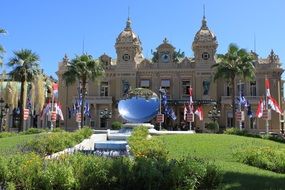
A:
57,16,284,133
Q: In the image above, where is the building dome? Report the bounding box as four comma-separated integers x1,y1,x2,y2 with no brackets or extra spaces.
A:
193,16,217,45
116,18,141,47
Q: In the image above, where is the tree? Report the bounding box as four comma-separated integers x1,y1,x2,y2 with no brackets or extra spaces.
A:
212,43,255,128
0,28,7,66
62,54,104,128
8,49,41,131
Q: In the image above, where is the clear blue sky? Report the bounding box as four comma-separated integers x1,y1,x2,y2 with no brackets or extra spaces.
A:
1,0,284,79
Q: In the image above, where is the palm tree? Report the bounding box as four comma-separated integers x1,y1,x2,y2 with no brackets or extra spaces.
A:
8,49,41,131
0,28,7,66
212,43,255,128
62,54,104,128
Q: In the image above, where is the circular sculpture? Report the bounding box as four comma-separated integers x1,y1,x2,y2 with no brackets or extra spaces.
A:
118,88,159,123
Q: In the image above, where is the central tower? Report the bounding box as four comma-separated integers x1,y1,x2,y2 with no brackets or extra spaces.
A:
115,17,143,70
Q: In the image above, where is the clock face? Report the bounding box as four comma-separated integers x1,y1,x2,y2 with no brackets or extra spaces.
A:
161,53,170,63
202,52,210,60
122,54,130,61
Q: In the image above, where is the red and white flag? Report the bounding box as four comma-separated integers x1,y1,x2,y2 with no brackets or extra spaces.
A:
194,105,203,121
268,96,282,114
265,78,270,97
52,82,59,98
55,103,64,120
188,86,193,113
256,97,264,118
40,103,51,120
183,104,187,120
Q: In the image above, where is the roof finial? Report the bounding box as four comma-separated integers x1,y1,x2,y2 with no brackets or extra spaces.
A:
203,4,205,19
125,6,132,30
128,6,130,19
201,4,208,29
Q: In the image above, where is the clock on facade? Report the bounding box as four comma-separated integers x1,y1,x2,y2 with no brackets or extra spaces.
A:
122,54,130,61
161,53,170,63
202,52,210,60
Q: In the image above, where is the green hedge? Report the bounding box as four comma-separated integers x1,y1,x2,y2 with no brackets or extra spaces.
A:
0,128,47,139
111,121,123,130
234,146,285,173
0,153,222,190
21,127,93,156
128,126,168,160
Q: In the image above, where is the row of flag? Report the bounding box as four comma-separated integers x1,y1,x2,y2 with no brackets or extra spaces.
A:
181,78,282,123
159,88,177,120
40,82,64,121
183,87,203,121
256,78,282,118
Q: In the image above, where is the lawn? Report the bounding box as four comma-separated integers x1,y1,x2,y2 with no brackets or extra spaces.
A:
159,134,285,190
0,134,39,155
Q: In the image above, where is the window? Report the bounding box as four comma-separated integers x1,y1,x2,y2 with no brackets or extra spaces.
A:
122,80,130,95
250,81,256,96
226,85,232,96
182,80,190,97
161,79,171,97
100,82,109,96
140,80,150,88
237,83,245,95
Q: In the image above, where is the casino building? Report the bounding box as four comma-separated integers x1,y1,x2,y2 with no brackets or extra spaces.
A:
57,16,284,133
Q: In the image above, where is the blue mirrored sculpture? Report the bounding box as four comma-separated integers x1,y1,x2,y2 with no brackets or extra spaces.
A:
118,88,159,123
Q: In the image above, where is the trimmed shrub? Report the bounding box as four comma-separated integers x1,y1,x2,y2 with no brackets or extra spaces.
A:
21,127,93,156
0,132,16,138
20,128,46,135
205,122,219,132
37,160,76,190
234,146,285,173
111,121,123,130
128,126,168,160
0,153,222,190
4,153,42,190
224,128,261,138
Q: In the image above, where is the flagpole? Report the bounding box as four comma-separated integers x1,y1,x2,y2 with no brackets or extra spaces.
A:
239,80,242,130
50,92,54,131
265,76,269,134
189,85,192,131
159,87,162,131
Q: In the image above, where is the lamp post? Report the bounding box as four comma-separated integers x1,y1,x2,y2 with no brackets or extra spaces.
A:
0,97,9,132
100,108,112,128
100,108,112,119
208,105,221,131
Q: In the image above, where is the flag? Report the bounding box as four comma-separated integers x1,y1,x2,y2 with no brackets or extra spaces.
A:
268,96,282,114
52,83,59,98
159,88,176,121
188,86,193,112
237,94,247,106
55,103,64,120
265,78,282,114
265,78,270,97
26,98,32,109
247,104,253,118
40,103,51,120
194,105,203,120
183,104,187,120
256,97,264,118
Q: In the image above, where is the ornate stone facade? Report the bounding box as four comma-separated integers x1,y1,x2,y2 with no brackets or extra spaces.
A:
57,17,284,133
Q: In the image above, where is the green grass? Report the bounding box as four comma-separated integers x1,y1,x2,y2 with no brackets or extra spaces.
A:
0,133,40,155
160,134,285,190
